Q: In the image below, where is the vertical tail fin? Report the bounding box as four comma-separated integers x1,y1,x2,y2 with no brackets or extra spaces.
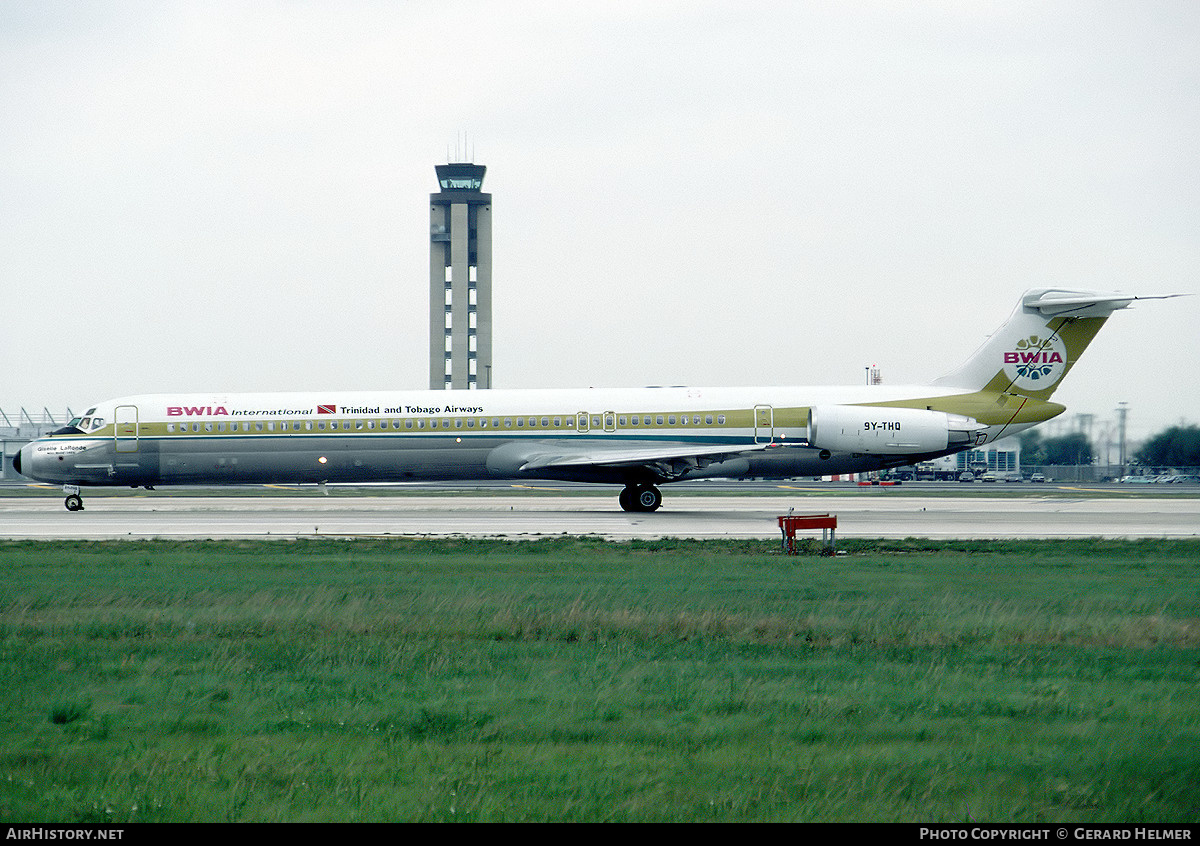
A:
932,289,1167,400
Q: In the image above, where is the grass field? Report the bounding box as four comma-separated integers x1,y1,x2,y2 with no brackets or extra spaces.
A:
1,537,1197,822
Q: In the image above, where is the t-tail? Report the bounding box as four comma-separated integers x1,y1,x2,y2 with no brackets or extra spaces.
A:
932,288,1177,400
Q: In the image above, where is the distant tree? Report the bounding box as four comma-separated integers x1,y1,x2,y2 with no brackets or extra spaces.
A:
1136,425,1200,467
1018,429,1047,465
1042,432,1093,465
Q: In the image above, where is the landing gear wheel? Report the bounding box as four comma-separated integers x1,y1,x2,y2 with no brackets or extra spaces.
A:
619,484,663,512
635,485,662,512
64,494,83,512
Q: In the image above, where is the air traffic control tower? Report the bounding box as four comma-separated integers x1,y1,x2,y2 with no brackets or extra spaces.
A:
429,162,492,390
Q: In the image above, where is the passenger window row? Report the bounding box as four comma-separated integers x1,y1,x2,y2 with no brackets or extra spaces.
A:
164,413,729,434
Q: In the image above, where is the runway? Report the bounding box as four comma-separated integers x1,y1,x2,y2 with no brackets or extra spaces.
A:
2,490,1198,540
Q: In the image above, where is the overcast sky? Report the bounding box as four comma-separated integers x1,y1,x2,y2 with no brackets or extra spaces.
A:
3,1,1197,442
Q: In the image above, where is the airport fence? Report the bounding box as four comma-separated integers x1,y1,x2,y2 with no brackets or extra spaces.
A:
1028,464,1200,483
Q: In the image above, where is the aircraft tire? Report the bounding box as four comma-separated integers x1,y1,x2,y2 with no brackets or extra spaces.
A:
618,487,636,512
64,495,83,512
635,485,662,512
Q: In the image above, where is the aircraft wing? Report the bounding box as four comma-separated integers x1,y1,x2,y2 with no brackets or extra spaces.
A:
488,439,778,482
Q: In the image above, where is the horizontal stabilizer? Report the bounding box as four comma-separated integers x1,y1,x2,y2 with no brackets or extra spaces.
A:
1021,289,1185,318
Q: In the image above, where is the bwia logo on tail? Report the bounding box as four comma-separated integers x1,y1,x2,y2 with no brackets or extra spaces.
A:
1004,334,1067,390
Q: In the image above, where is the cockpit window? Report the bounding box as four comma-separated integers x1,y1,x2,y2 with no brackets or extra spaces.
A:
51,413,102,436
50,421,85,436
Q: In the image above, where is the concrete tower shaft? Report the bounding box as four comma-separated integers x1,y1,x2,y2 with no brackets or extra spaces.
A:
430,163,492,390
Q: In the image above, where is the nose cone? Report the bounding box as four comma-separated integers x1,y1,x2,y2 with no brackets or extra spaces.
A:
12,443,39,480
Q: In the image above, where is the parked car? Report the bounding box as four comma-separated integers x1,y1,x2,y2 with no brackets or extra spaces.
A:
1029,473,1046,483
959,471,976,482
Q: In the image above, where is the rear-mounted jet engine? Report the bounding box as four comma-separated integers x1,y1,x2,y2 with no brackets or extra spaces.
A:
807,405,984,455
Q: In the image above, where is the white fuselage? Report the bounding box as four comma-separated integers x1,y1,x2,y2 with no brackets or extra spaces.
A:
15,383,1015,491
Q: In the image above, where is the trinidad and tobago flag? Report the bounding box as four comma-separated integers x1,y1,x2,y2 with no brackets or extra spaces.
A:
317,404,337,415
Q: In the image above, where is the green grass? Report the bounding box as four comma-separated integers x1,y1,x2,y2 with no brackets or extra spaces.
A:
1,537,1197,822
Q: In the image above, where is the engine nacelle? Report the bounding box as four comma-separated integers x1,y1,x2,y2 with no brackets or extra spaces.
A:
807,405,983,455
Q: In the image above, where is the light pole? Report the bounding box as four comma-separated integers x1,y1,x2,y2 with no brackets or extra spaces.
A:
1117,402,1128,478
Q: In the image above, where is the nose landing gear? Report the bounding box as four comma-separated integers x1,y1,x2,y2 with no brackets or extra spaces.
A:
619,484,662,512
63,485,84,512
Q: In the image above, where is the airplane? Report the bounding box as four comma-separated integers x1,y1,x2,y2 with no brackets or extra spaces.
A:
13,288,1172,513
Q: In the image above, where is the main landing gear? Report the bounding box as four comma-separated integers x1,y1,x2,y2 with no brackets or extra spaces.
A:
619,484,662,513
